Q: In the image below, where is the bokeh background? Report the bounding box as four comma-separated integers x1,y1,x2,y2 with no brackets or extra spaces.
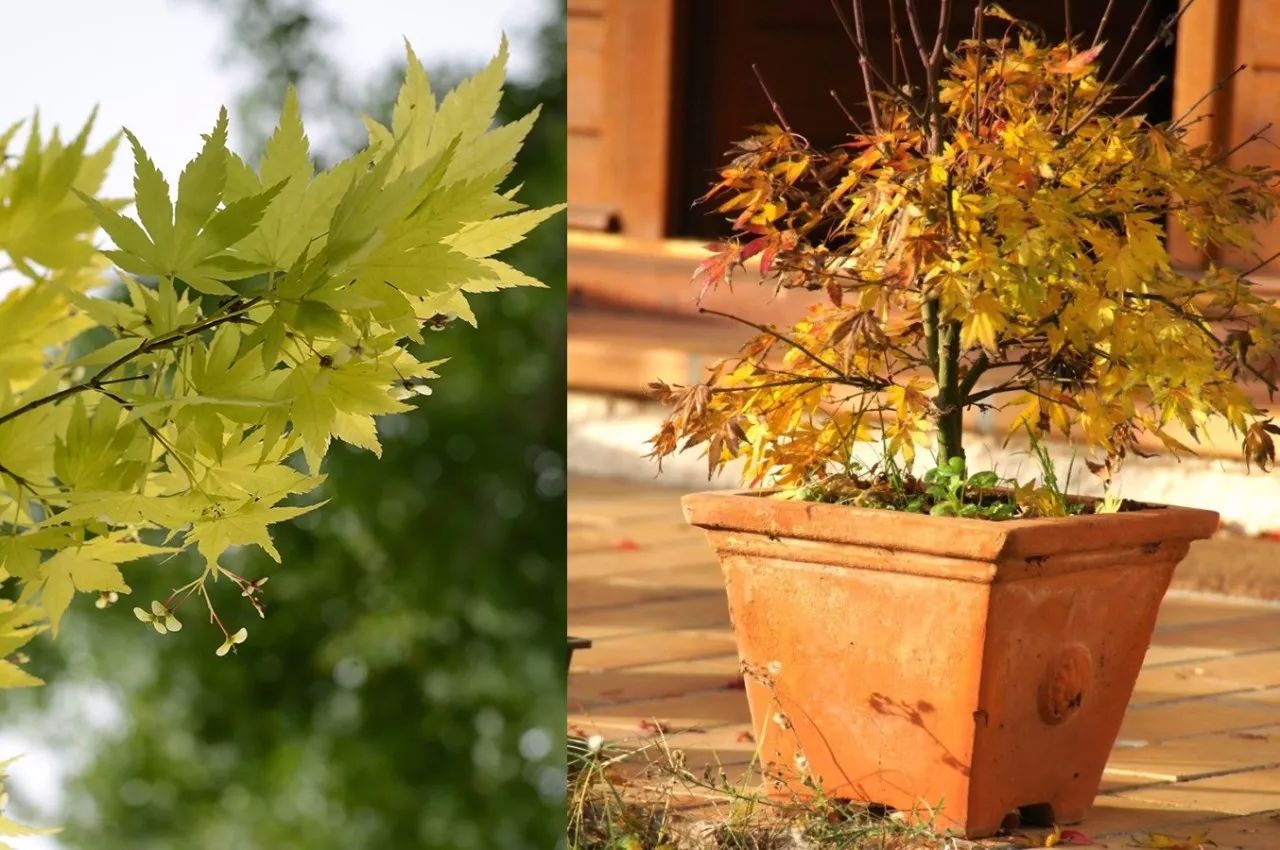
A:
0,1,566,848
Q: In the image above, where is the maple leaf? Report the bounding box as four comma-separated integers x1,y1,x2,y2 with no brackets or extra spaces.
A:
1047,43,1106,77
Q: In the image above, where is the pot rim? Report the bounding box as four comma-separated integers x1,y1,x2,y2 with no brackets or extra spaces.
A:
681,488,1220,563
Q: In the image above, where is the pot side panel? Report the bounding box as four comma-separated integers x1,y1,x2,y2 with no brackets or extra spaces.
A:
966,551,1181,833
709,530,989,825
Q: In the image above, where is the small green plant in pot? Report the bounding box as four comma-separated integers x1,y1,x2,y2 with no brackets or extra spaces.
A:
651,1,1278,837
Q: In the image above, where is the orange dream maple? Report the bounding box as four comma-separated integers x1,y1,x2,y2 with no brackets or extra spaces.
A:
651,1,1280,501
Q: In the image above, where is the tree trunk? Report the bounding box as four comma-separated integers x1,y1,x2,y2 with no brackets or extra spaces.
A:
935,319,965,463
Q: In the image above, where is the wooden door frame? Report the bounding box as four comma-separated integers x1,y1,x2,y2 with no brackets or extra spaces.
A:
600,0,682,239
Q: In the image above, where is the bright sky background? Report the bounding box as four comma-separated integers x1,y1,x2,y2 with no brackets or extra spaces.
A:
0,3,554,844
0,0,548,198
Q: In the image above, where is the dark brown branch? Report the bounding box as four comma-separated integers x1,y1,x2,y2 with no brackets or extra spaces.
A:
830,90,867,134
930,0,952,67
1171,63,1245,130
1067,0,1194,142
904,0,933,71
0,299,261,429
965,380,1032,405
699,307,888,390
1241,247,1280,278
1108,0,1194,93
887,0,913,91
972,2,985,136
1098,0,1154,89
956,351,990,400
904,0,953,153
831,0,883,134
710,377,841,394
752,64,793,135
1091,0,1116,46
1212,123,1274,167
93,386,203,485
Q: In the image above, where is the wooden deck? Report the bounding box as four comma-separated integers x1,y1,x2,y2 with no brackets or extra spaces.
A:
568,475,1280,848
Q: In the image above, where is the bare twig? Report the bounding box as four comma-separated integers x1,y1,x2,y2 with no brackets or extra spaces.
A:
848,0,885,134
1212,122,1274,167
752,65,793,135
1171,63,1246,130
830,89,866,134
699,307,888,390
1091,0,1116,46
1241,247,1280,278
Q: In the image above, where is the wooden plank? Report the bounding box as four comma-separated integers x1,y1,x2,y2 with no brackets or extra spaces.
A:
602,0,679,238
1223,2,1280,272
567,308,742,395
567,204,619,232
1169,0,1238,268
568,132,608,210
567,15,605,132
567,230,818,322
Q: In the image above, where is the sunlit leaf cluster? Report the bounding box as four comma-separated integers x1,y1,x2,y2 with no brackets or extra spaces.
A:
652,4,1280,492
0,40,560,688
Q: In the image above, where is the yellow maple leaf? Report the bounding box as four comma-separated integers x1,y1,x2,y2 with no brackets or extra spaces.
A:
960,292,1007,353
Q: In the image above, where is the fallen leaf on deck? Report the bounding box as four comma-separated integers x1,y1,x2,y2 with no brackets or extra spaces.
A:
612,539,640,550
638,718,672,734
1230,730,1269,741
1059,828,1093,845
1133,830,1211,849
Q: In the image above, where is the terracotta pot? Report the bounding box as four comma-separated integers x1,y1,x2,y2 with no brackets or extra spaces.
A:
682,490,1218,838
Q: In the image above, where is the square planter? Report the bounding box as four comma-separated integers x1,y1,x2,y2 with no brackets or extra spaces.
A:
682,490,1219,837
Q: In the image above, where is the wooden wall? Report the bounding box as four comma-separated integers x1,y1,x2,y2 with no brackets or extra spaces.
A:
567,0,680,239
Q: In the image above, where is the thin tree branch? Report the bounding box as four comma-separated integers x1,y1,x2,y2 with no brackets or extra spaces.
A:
752,64,793,135
0,299,261,429
1091,0,1116,46
1170,63,1245,130
699,307,888,390
1212,122,1274,167
957,351,991,399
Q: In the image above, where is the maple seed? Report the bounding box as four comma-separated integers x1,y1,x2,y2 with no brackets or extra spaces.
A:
395,379,433,400
134,604,168,634
318,354,334,368
216,627,249,657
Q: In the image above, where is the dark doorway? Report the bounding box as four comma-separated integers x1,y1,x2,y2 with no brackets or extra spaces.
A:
673,0,1179,239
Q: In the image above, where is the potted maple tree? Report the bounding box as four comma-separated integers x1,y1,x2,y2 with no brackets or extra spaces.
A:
650,1,1280,838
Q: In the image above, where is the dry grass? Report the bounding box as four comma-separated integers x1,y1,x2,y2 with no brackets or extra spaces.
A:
566,733,985,850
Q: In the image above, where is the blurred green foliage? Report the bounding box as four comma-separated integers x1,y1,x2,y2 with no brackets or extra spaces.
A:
3,3,566,848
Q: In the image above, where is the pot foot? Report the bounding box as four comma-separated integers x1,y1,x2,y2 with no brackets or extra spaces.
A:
1017,802,1056,828
964,800,1089,838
